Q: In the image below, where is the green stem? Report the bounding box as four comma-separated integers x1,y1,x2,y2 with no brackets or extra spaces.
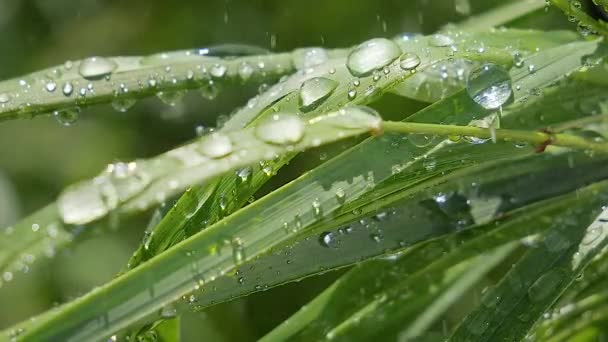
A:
383,121,608,153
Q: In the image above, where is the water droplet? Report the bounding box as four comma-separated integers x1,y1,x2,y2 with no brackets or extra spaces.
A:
319,232,338,248
238,62,254,81
399,53,421,71
299,77,338,112
53,107,81,126
200,80,220,100
466,63,513,110
236,167,252,182
232,237,245,265
347,88,357,100
62,82,74,96
465,118,493,145
312,198,322,217
346,38,401,76
293,47,329,70
210,64,227,78
45,81,57,93
156,91,185,106
78,57,118,80
0,93,11,103
327,106,382,131
429,34,455,47
335,188,346,203
255,113,305,145
197,133,233,158
111,98,136,112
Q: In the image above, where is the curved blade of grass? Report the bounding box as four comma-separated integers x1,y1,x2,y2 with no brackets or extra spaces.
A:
457,0,546,31
449,193,608,341
0,47,310,122
261,166,608,341
165,150,608,317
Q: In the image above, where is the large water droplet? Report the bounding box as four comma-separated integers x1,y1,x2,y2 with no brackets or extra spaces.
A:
466,63,513,110
299,77,338,112
78,57,118,80
197,133,233,158
326,106,382,131
346,38,401,77
255,113,305,145
111,98,137,112
156,91,185,106
293,47,329,70
53,107,81,126
399,52,421,71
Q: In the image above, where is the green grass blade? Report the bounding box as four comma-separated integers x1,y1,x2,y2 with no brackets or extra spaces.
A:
449,195,608,341
0,48,302,122
262,178,608,341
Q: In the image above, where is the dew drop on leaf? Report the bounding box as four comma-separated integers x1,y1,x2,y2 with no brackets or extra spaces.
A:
197,132,233,158
156,90,185,106
399,52,421,71
466,63,512,110
53,107,81,126
0,93,11,104
319,232,338,248
293,47,329,70
45,81,57,93
78,56,118,80
299,77,338,112
346,38,401,76
111,98,137,112
255,113,305,145
62,82,74,96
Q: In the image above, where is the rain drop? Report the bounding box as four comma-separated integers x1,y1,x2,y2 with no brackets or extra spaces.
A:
45,81,57,93
319,232,338,248
78,57,118,80
346,38,401,76
399,52,421,71
0,93,10,104
255,113,305,145
62,82,74,96
293,47,329,70
299,77,338,112
197,133,233,158
466,63,513,110
53,107,81,126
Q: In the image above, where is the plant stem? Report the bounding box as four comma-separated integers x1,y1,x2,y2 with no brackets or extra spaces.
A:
382,121,608,153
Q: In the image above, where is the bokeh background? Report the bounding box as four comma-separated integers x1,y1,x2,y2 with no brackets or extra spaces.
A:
0,0,572,340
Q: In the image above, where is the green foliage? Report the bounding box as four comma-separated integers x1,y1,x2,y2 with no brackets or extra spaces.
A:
1,1,608,341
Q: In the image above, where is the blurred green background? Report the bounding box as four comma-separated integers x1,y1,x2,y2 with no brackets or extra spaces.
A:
0,1,571,340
